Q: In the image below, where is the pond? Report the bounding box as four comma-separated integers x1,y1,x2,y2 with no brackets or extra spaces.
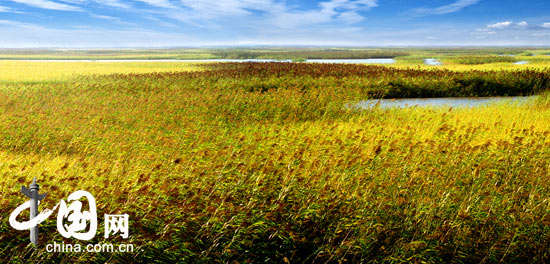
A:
514,61,529,65
357,96,535,109
424,58,442,66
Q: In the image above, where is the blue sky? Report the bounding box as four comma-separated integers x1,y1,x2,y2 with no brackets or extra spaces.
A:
0,0,549,47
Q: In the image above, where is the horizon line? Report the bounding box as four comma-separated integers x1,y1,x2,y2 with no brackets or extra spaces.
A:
1,45,550,50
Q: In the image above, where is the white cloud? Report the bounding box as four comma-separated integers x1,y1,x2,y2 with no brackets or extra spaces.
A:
487,21,513,29
58,0,130,8
136,0,175,9
0,19,198,47
0,5,12,12
2,16,550,47
9,0,549,47
0,19,22,25
487,21,529,29
6,0,379,32
471,29,496,35
0,19,41,29
90,13,118,20
0,5,26,13
517,21,528,27
57,0,85,4
178,0,277,17
320,0,378,11
89,13,136,26
95,0,130,8
166,0,280,26
412,0,479,16
270,0,378,29
10,0,81,11
338,11,365,24
144,16,178,27
166,0,377,30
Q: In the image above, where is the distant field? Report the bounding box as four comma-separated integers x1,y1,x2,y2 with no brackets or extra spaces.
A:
1,53,550,263
0,48,217,60
0,47,547,62
0,61,204,83
0,52,549,84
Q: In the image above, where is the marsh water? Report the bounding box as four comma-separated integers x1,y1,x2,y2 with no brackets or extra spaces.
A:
357,96,535,109
17,58,531,66
424,58,442,65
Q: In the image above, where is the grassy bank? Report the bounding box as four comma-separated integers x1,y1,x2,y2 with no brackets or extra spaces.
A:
0,62,549,263
0,61,205,83
201,63,550,98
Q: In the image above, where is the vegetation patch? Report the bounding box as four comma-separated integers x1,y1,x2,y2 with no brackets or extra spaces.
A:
446,56,518,65
0,61,549,263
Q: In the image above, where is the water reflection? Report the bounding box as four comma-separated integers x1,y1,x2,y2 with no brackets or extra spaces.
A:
424,58,442,66
357,96,534,109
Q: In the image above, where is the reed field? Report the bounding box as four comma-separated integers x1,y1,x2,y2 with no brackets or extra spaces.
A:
0,61,205,83
0,56,550,263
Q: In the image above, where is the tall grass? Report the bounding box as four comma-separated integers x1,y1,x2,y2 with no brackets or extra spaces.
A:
445,56,518,65
0,61,205,83
0,62,549,263
201,62,550,99
537,90,550,107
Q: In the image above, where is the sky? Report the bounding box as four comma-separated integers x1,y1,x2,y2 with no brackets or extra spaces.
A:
0,0,550,47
